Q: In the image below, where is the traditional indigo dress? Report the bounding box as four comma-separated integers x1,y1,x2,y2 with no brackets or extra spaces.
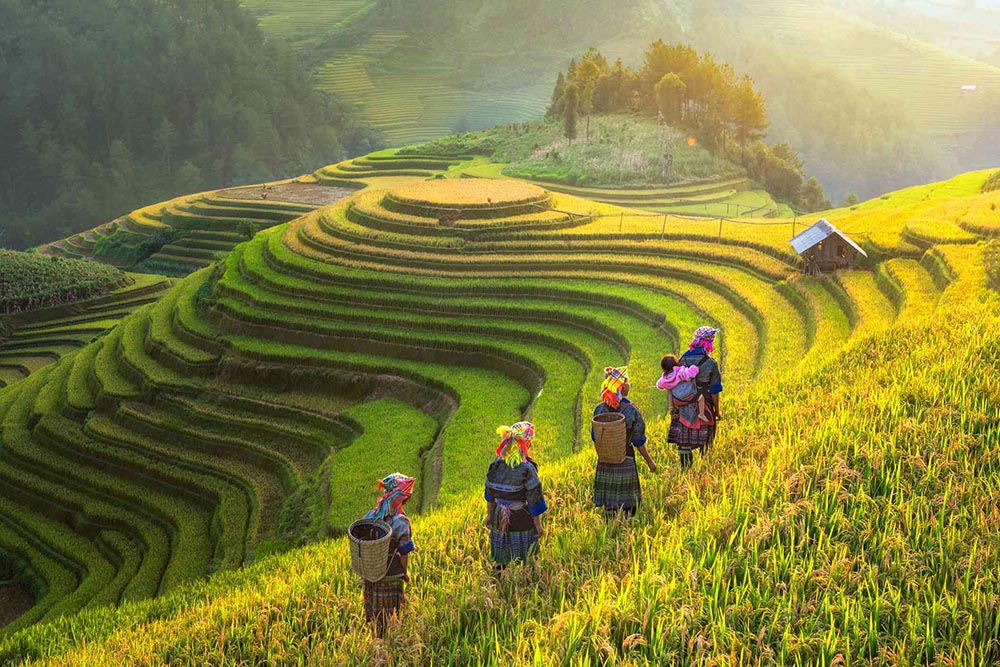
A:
361,511,415,630
592,398,647,516
669,349,723,452
485,458,548,565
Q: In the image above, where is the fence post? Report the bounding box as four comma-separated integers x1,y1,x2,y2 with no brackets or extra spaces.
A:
792,216,797,239
619,212,624,233
660,214,667,240
717,218,723,243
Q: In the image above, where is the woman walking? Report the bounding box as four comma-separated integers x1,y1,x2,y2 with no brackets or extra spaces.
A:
360,472,416,635
669,326,724,470
592,366,657,517
484,421,548,572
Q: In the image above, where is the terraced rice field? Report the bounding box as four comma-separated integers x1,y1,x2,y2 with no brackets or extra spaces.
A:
312,24,555,147
36,185,354,277
1,148,999,663
240,0,376,48
530,177,792,218
0,274,171,389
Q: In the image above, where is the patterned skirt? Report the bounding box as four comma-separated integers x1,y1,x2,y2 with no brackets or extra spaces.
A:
363,578,405,623
669,408,717,452
593,457,641,512
490,527,540,564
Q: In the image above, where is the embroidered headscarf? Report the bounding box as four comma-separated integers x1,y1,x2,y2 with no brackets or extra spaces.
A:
368,472,416,521
496,421,534,467
690,326,719,355
601,366,630,409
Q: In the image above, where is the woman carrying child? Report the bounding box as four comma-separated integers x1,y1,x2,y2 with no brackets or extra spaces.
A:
659,326,724,470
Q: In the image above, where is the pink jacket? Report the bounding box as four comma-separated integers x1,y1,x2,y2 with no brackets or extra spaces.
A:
656,365,700,391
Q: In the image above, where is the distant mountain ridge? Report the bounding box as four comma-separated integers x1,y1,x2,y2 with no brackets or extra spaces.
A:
242,0,1000,201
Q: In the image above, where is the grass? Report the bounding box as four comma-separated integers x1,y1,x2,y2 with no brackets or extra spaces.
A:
326,399,439,530
399,115,795,218
3,300,998,665
2,155,1000,664
408,116,744,188
388,179,546,209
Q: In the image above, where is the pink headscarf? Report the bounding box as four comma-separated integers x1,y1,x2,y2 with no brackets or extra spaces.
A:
690,326,719,355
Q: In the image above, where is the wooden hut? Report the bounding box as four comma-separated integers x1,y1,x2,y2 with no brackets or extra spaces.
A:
790,218,867,274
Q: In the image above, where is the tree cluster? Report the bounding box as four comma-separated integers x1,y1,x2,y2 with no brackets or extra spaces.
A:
0,251,126,314
986,241,1000,294
983,171,1000,194
547,42,831,211
0,0,380,250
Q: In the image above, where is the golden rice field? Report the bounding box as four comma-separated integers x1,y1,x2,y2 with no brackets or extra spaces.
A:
389,179,547,209
0,155,998,665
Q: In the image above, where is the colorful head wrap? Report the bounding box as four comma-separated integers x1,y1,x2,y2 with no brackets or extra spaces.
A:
601,366,630,409
690,326,719,354
496,421,534,467
368,472,416,521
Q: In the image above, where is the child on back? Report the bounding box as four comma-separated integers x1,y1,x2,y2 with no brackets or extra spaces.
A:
656,355,708,425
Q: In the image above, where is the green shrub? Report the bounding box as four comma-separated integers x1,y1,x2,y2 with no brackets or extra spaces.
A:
0,251,125,314
982,170,1000,193
93,229,187,267
986,241,1000,292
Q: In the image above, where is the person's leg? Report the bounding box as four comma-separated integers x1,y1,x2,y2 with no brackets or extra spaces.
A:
679,449,693,470
702,426,715,457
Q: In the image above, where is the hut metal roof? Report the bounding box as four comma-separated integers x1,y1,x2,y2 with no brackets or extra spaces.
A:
790,218,868,257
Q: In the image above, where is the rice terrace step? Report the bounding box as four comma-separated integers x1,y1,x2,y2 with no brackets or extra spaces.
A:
2,5,1000,662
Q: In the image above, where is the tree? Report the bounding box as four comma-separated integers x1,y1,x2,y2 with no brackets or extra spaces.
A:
548,72,566,117
576,58,602,141
0,0,364,250
654,73,686,125
155,120,178,175
842,192,860,207
563,84,579,145
801,177,831,212
730,74,768,163
174,162,205,195
108,140,134,194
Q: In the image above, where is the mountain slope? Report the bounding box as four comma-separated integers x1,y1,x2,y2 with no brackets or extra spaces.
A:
241,0,1000,201
0,0,374,251
0,152,998,663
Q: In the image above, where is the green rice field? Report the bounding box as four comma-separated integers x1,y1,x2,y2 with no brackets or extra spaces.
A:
0,147,998,664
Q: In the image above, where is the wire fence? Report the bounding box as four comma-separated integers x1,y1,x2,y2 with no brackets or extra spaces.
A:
529,202,813,243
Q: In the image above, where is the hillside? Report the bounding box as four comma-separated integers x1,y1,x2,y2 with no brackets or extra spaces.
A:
240,0,677,145
0,149,998,662
240,0,1000,201
33,183,356,277
402,115,796,218
0,0,374,251
0,253,171,388
840,0,1000,65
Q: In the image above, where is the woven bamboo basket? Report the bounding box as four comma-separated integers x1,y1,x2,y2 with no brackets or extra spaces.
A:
593,412,627,464
348,519,393,583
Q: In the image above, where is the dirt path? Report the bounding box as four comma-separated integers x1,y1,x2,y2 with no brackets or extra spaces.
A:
220,183,356,207
0,581,34,628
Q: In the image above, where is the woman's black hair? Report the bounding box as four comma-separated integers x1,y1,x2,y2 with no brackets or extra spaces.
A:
660,354,679,373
